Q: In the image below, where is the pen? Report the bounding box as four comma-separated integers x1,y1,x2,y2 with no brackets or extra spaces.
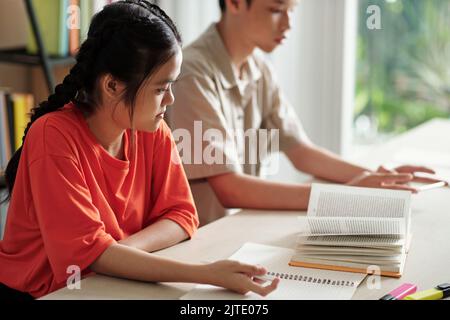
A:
403,283,450,300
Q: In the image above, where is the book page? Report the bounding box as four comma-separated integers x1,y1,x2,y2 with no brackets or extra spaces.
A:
297,246,402,256
296,234,405,247
297,216,406,235
308,184,411,218
180,243,366,300
302,184,411,235
300,254,402,264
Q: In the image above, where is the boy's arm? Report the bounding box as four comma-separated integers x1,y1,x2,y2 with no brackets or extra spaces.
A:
207,142,420,211
285,141,369,183
208,172,311,210
285,141,435,189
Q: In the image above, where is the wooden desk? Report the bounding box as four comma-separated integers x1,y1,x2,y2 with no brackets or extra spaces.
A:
41,119,450,300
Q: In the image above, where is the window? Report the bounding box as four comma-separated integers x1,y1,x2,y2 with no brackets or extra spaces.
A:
354,0,450,145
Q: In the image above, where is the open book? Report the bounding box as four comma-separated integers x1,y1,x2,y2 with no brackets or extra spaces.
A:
181,243,366,300
289,183,412,278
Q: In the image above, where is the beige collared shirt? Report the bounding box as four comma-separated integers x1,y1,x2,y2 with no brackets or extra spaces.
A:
168,24,308,225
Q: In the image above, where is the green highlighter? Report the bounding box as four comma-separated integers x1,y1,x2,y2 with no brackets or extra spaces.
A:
404,283,450,300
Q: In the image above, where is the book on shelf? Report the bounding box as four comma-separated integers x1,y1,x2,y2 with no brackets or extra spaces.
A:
0,90,34,170
69,0,81,56
0,93,12,169
27,0,69,57
27,0,132,57
289,183,412,278
26,0,108,57
79,0,93,43
11,93,33,151
0,196,7,239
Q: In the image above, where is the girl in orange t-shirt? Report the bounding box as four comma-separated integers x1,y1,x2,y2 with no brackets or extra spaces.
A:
0,0,278,299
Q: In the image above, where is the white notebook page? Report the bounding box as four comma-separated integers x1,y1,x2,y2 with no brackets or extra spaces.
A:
181,243,366,300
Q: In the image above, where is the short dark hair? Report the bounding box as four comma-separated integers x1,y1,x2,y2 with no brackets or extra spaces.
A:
219,0,252,12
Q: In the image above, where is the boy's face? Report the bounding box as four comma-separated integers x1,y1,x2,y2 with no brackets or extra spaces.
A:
241,0,298,52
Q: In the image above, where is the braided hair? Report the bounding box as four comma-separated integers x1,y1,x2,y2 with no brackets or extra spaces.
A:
2,0,182,201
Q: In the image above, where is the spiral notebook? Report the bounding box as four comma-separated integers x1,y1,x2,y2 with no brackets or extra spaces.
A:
181,243,366,300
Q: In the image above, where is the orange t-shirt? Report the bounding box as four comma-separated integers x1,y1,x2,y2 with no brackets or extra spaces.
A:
0,103,199,298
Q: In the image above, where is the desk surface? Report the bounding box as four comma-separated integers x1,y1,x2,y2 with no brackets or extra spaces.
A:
42,119,450,300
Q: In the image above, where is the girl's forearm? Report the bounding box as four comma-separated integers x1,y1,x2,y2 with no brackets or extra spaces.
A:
118,218,189,252
90,243,209,284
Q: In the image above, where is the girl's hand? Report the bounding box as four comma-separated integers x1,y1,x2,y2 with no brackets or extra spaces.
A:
346,170,418,193
203,260,280,296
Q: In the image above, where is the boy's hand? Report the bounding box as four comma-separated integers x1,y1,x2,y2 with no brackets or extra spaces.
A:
347,170,417,192
378,165,446,184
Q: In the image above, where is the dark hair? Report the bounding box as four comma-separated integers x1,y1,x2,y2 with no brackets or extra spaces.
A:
1,0,182,202
219,0,253,12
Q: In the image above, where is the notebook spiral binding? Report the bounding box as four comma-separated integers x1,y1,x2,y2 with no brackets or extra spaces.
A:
266,271,356,287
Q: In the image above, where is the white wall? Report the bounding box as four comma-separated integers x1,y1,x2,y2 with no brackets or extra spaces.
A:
158,0,221,47
272,0,357,155
269,0,358,182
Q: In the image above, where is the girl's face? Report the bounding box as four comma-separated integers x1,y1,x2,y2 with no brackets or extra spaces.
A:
111,47,183,132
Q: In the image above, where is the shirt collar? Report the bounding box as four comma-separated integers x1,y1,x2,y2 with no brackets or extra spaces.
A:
205,24,262,90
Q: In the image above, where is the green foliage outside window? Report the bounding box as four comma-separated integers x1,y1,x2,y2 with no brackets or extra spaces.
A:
355,0,450,141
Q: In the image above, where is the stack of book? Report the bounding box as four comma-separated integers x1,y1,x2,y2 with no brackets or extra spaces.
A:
290,183,412,278
27,0,119,57
0,89,34,170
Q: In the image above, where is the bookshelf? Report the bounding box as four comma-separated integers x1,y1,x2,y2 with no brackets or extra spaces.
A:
0,0,76,93
0,0,76,190
0,47,75,67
